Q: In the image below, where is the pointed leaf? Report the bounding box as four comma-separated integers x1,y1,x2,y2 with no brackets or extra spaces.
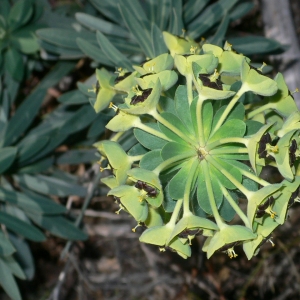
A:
14,174,87,197
37,28,95,49
169,159,195,199
1,255,25,280
5,47,24,81
8,233,35,280
208,13,229,47
0,187,67,214
8,0,33,31
134,123,168,150
0,258,22,300
0,211,46,242
151,23,168,56
96,30,133,70
140,150,163,171
26,212,88,240
17,136,49,164
228,36,285,55
183,0,210,24
75,12,129,38
209,119,246,144
0,230,15,257
161,142,194,161
174,85,194,133
187,0,239,39
76,37,115,67
0,147,17,173
118,1,153,58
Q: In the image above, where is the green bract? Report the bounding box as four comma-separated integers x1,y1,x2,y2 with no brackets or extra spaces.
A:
93,33,300,260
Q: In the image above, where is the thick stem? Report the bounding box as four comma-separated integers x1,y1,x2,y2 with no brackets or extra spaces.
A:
196,97,206,146
191,74,208,146
206,155,252,199
183,158,199,215
135,122,172,141
152,152,195,175
234,165,270,187
149,109,196,145
186,73,194,105
168,199,183,226
202,160,225,228
206,137,247,151
210,147,249,155
110,131,125,142
246,102,273,119
129,154,145,162
210,86,247,136
218,182,251,228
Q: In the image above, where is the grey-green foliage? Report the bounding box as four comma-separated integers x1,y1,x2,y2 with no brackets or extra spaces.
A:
0,3,114,300
0,59,103,300
36,0,285,65
0,0,47,82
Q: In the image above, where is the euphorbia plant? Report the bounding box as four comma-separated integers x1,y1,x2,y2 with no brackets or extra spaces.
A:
91,32,300,260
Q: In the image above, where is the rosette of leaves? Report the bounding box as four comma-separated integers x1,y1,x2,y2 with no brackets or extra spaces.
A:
92,33,300,261
0,58,115,300
0,0,47,82
36,0,285,65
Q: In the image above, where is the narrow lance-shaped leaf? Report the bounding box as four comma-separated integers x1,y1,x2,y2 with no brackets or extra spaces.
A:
0,211,46,242
96,30,133,71
0,258,22,300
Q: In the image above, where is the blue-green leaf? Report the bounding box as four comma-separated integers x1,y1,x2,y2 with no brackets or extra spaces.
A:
187,0,239,39
0,230,15,257
8,233,35,280
5,47,24,81
118,1,153,58
76,37,115,67
183,0,210,24
8,0,33,31
228,36,285,55
229,1,255,21
140,149,163,171
0,211,46,242
96,31,133,70
25,212,88,240
0,0,10,18
169,159,194,199
1,255,25,280
0,258,21,300
209,119,246,144
89,0,123,22
0,187,67,214
134,124,168,150
151,23,168,56
17,136,49,164
168,0,184,35
75,12,129,38
37,28,96,49
55,149,98,165
14,174,87,197
174,85,193,133
0,147,17,173
208,13,229,47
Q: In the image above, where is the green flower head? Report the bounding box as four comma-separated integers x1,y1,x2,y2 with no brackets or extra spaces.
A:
203,225,257,258
139,224,191,259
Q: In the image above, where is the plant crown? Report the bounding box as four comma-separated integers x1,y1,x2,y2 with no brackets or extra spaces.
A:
92,32,300,260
